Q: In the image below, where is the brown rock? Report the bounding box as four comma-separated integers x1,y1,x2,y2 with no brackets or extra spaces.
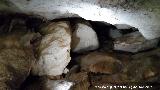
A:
68,72,90,90
80,52,123,74
0,32,36,89
125,53,160,82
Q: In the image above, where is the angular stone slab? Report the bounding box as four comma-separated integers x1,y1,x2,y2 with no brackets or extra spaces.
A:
114,31,159,53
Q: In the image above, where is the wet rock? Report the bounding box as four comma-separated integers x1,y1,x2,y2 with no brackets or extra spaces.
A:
114,31,159,53
0,31,36,89
72,23,99,53
80,52,123,74
32,21,72,76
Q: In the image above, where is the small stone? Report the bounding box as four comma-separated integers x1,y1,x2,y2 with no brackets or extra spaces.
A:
71,23,99,53
114,31,159,53
80,52,123,74
32,21,72,76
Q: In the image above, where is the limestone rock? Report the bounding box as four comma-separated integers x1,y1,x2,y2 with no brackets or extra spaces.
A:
80,52,123,74
2,0,160,39
32,21,71,76
72,23,99,53
114,31,159,53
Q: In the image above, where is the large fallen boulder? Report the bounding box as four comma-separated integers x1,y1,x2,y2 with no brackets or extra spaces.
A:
114,31,159,53
32,21,72,76
72,23,99,53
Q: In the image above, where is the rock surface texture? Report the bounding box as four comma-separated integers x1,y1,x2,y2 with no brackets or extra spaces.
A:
1,0,160,39
80,52,123,74
0,19,36,89
32,21,72,76
72,23,99,53
114,31,159,53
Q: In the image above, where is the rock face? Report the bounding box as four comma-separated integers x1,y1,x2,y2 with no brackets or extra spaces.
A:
0,31,36,89
32,21,72,76
80,52,123,74
1,0,160,39
114,31,159,53
72,23,99,53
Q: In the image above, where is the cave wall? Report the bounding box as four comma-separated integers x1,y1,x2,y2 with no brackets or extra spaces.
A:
0,0,160,39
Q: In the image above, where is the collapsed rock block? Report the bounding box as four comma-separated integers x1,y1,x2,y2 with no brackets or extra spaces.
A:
114,31,159,53
32,21,71,76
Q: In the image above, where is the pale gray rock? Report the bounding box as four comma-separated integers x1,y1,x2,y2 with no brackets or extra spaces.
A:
114,31,159,53
114,24,132,30
32,21,71,76
72,23,99,53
